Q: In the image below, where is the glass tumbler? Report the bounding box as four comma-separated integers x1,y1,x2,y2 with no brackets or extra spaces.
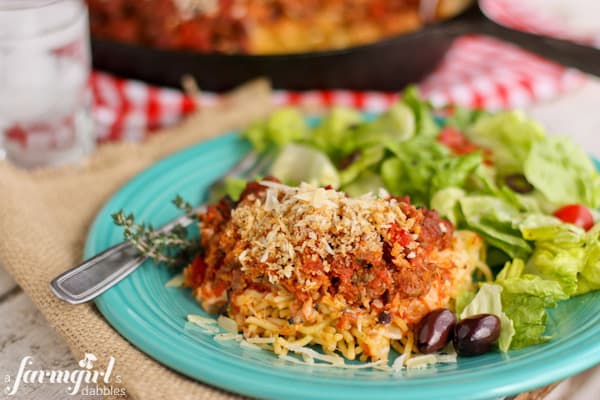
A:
0,0,94,168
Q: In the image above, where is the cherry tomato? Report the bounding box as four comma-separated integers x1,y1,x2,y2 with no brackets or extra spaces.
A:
438,127,466,149
553,204,594,231
438,127,479,155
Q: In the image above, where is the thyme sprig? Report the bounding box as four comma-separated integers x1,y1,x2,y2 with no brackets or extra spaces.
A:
111,195,200,267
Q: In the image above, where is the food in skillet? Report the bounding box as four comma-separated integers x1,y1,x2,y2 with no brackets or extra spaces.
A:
87,0,472,54
113,87,600,368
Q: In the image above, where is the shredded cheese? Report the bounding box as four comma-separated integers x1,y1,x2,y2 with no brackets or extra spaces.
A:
217,315,238,333
165,273,185,287
406,354,437,369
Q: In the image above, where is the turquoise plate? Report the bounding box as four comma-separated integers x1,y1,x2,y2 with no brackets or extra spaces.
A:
88,132,600,400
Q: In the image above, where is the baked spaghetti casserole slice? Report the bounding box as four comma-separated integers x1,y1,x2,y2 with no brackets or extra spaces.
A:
183,179,485,363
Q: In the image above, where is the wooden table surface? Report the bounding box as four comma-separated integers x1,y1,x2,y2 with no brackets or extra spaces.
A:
2,78,600,400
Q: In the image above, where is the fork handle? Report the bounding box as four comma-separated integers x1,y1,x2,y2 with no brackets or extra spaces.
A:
50,241,146,304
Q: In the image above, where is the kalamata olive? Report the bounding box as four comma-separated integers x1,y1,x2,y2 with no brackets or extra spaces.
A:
338,150,361,170
504,173,534,194
416,308,457,354
377,311,391,324
453,314,501,357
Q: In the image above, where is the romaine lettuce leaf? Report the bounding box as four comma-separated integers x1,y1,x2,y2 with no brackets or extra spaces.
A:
208,177,248,203
381,136,449,205
455,289,475,317
382,136,480,206
430,187,466,226
524,136,600,208
460,283,515,352
339,146,385,186
518,214,584,243
459,196,532,259
400,86,439,137
495,259,567,349
353,102,416,151
529,242,584,296
243,108,308,151
341,170,385,197
430,151,483,198
500,293,551,349
446,106,488,131
468,110,545,174
269,143,340,188
311,106,362,160
520,218,590,296
579,225,600,293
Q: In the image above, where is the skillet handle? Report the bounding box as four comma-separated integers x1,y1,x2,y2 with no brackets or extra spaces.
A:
439,6,600,78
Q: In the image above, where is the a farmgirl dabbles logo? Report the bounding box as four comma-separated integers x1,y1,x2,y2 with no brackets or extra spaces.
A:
4,353,126,396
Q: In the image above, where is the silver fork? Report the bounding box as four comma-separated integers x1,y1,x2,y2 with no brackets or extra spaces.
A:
50,150,274,304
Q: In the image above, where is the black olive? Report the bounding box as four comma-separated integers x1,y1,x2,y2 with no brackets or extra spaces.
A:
338,150,361,170
504,173,534,194
377,311,392,324
453,314,501,357
416,308,457,354
288,317,295,325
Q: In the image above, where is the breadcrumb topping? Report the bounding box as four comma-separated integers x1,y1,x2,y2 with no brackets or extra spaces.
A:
232,181,409,285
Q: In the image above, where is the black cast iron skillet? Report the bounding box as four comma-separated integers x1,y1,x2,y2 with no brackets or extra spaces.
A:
91,5,600,91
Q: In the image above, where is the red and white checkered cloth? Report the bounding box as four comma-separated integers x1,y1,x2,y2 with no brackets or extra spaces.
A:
480,0,600,47
92,1,588,142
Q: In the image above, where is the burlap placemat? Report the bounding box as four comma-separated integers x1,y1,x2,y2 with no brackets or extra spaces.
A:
0,79,273,400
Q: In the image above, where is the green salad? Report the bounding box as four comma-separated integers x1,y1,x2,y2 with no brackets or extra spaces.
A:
230,87,600,351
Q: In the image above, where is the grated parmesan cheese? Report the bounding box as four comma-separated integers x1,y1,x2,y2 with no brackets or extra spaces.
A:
285,343,345,365
217,315,238,333
187,314,220,333
240,340,262,350
165,273,185,287
214,333,243,341
246,337,276,344
406,354,437,369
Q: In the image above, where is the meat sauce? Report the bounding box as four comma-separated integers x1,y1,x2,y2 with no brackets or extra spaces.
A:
185,179,454,313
